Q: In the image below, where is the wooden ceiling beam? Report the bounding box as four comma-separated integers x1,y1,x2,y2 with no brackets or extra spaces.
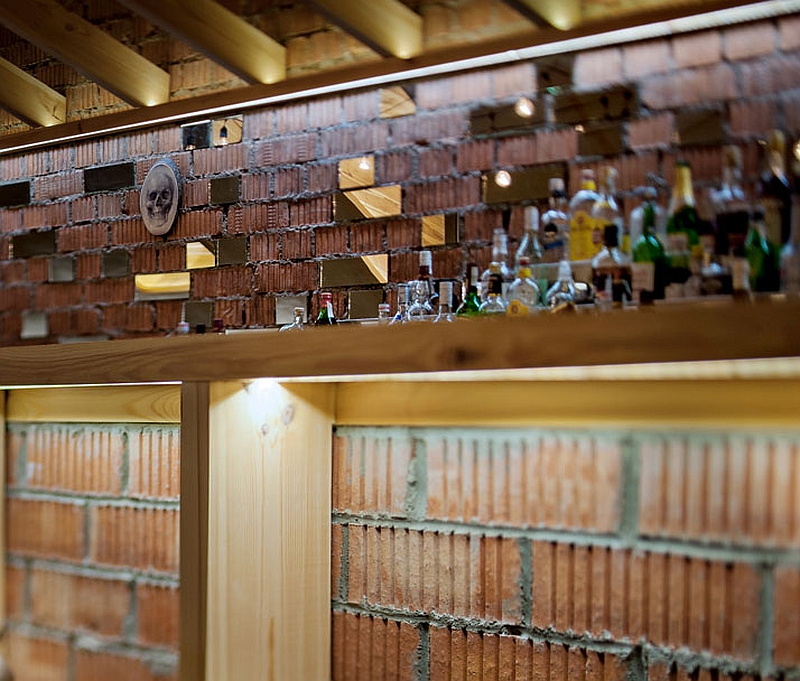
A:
0,56,65,127
0,0,170,108
307,0,423,59
117,0,286,85
501,0,582,30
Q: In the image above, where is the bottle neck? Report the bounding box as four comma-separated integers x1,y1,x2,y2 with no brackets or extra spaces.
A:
670,166,696,211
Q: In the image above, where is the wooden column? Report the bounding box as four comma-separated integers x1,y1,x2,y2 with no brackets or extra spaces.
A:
205,380,335,681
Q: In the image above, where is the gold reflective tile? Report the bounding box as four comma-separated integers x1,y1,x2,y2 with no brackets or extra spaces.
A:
135,272,191,300
187,241,216,269
335,185,402,221
321,254,389,287
338,156,375,189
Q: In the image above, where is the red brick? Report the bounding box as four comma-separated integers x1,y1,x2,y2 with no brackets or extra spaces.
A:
724,22,776,61
624,39,671,79
390,111,468,146
137,582,179,648
90,505,179,574
30,569,130,636
84,278,134,305
404,177,481,213
98,194,123,220
376,151,414,184
128,426,180,500
779,15,800,51
173,208,224,239
58,223,108,252
497,135,536,168
416,71,492,110
291,196,331,227
192,265,252,297
75,649,177,681
741,54,800,96
71,196,95,223
774,565,800,666
574,47,623,89
673,30,722,68
641,63,738,109
6,632,69,681
628,113,675,149
492,62,537,99
8,498,85,561
6,564,25,620
255,261,317,293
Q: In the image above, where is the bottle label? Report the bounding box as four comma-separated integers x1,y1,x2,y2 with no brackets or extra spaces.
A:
730,257,750,291
763,197,783,245
569,210,595,261
631,262,655,293
506,299,530,316
667,232,689,253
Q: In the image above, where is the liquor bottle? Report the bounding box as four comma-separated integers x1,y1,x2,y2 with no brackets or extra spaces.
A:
419,249,438,308
377,303,391,325
390,284,410,325
631,187,668,304
760,129,792,246
505,257,540,316
480,228,512,301
629,178,666,248
665,160,701,295
713,146,750,260
592,224,632,308
540,178,570,263
515,206,543,272
433,280,456,323
545,260,577,312
569,168,601,262
407,251,435,321
592,166,626,254
478,262,506,314
279,307,305,332
780,186,800,294
316,292,336,325
744,208,781,292
456,263,481,316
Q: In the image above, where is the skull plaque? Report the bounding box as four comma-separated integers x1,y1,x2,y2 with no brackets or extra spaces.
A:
141,159,181,236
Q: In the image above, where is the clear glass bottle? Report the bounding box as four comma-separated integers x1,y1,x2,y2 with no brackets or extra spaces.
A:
315,292,335,325
456,263,481,317
433,280,456,323
407,252,435,321
745,207,781,292
592,224,632,309
760,129,792,246
569,168,601,262
279,306,305,332
390,284,409,325
515,206,543,271
478,262,506,314
592,166,626,254
377,303,391,325
506,257,540,316
781,190,800,294
665,160,701,296
546,260,577,312
480,228,512,301
631,187,669,304
540,178,569,263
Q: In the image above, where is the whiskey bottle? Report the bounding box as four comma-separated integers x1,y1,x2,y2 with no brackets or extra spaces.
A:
569,168,601,262
760,129,792,246
540,178,570,263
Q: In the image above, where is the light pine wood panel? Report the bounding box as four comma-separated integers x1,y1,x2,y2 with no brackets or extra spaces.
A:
117,0,286,84
1,301,799,387
6,385,181,423
0,56,65,127
502,0,582,29
180,383,210,681
0,0,170,107
336,378,800,428
307,0,423,58
206,380,334,681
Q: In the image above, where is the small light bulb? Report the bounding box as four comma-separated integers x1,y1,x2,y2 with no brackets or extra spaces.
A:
495,170,512,188
514,96,535,119
358,157,371,171
574,124,585,134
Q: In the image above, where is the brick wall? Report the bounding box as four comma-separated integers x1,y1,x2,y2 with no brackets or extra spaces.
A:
5,422,180,681
331,426,800,681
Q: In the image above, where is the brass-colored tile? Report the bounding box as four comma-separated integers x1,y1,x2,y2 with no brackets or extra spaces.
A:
321,254,389,287
210,175,241,205
102,250,131,278
187,241,216,269
184,301,213,330
276,295,308,325
578,122,625,157
338,156,375,190
470,97,547,135
348,289,384,319
554,86,635,125
482,164,566,204
380,86,416,119
676,110,725,146
334,185,402,221
134,273,191,300
422,214,445,247
217,237,247,266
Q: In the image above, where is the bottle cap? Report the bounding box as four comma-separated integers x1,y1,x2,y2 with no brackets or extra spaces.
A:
767,129,785,154
419,250,432,267
378,303,390,312
581,168,595,180
549,177,565,193
320,292,332,301
518,256,531,267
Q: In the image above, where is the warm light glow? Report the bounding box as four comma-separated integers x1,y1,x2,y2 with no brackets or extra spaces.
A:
495,170,512,188
575,124,585,133
358,157,371,171
794,140,800,162
514,96,535,118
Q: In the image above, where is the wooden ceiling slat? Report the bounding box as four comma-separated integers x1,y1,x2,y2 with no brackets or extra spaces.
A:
0,55,65,127
0,0,170,108
307,0,423,59
117,0,286,85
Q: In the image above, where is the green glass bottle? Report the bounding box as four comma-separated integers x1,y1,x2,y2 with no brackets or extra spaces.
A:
632,188,669,304
665,161,700,292
745,208,781,292
456,263,481,317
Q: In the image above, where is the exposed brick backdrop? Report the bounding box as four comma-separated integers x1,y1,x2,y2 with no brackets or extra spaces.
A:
331,427,800,681
0,15,798,344
5,422,180,681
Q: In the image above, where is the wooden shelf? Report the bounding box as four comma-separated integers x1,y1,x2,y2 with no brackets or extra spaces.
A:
1,299,799,387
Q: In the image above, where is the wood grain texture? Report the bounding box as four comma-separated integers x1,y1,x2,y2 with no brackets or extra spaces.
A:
206,380,334,681
5,385,181,423
0,55,65,127
336,378,800,428
0,0,169,107
0,301,799,387
117,0,286,84
0,391,5,633
181,383,210,681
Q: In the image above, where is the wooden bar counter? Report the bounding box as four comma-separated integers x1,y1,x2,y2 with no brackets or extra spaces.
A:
2,299,799,681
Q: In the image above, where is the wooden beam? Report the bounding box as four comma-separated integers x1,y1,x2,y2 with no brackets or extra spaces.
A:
501,0,581,29
116,0,286,85
307,0,422,59
206,380,333,681
180,382,210,681
0,0,170,107
0,56,65,127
